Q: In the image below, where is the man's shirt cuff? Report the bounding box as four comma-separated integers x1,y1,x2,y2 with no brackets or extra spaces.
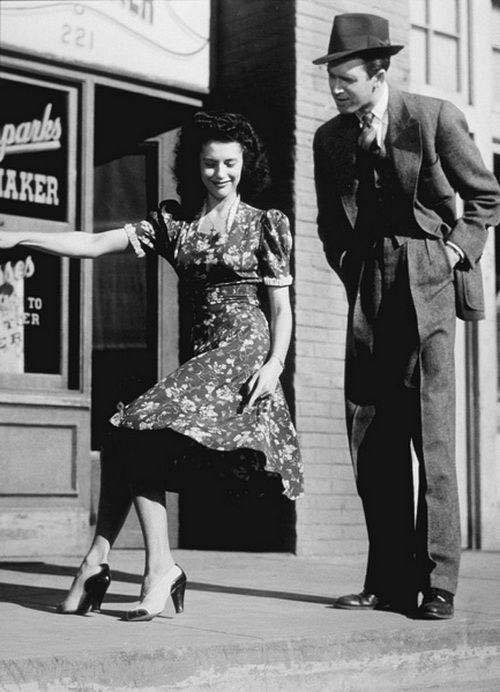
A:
445,241,464,261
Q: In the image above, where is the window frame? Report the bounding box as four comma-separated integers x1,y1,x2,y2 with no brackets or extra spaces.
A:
409,0,471,107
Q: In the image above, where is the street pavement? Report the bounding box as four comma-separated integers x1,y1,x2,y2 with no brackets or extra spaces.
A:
0,549,499,690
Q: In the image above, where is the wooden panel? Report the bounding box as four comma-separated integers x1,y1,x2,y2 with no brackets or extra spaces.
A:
0,507,90,556
0,423,76,495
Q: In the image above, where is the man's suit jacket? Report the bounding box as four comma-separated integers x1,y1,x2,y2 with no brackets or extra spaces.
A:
313,88,500,320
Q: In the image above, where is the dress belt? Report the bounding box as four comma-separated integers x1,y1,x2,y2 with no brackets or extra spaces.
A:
179,282,260,306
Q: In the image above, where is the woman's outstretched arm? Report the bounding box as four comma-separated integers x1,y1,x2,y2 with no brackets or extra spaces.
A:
0,228,129,258
244,285,292,409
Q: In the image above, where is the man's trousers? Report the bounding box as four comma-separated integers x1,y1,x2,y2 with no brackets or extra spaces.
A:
343,237,460,607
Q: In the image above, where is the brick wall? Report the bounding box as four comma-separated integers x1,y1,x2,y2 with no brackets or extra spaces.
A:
293,0,410,556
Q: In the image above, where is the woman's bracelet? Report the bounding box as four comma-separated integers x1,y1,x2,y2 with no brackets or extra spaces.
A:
269,354,285,370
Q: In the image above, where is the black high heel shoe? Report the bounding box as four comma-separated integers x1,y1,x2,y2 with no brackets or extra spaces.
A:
125,564,187,622
57,564,111,615
171,569,187,615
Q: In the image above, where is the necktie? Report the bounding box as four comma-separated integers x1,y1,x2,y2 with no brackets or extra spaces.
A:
358,112,379,153
356,112,383,327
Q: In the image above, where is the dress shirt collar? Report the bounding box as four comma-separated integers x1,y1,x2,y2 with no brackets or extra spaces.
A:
372,81,389,123
356,81,389,124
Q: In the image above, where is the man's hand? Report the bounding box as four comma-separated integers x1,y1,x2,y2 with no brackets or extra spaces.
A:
244,359,282,409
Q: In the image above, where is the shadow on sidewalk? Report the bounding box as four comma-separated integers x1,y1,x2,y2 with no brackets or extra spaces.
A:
0,581,134,615
0,561,334,611
0,562,141,616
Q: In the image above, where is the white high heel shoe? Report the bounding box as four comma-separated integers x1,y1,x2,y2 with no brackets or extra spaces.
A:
125,564,187,622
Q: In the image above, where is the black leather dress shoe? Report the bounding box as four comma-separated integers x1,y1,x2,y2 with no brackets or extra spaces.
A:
418,588,454,620
334,591,387,610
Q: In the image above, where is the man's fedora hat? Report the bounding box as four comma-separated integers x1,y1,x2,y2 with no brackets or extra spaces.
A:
313,13,404,65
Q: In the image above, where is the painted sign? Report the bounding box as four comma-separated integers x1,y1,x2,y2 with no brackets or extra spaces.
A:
0,78,68,221
0,0,210,91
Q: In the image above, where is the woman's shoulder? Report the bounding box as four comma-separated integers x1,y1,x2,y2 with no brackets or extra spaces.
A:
239,201,289,226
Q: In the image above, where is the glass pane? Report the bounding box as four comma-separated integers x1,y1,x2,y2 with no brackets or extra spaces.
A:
410,0,428,25
493,49,500,104
432,34,460,92
410,27,428,85
92,146,158,449
0,77,69,222
431,0,458,34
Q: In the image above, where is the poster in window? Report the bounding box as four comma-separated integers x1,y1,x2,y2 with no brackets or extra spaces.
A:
0,249,61,375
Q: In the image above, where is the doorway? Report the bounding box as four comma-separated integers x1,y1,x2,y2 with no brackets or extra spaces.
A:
91,144,158,451
90,85,296,553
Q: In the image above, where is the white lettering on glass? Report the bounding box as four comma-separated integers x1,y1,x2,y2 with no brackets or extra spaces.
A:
0,104,62,163
0,169,60,206
27,296,42,310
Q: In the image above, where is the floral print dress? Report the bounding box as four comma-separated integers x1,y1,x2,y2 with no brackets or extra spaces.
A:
110,198,303,500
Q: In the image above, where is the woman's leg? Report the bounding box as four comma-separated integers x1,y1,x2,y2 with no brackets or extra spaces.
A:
133,489,175,594
124,488,186,620
58,434,133,611
83,455,133,565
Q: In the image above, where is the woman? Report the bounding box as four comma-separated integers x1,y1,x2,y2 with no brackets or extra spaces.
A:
0,111,303,621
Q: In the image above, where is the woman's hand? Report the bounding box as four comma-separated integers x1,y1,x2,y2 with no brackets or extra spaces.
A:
0,231,20,250
244,357,283,409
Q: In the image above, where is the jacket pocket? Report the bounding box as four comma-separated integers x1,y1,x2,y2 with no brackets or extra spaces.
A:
454,262,485,321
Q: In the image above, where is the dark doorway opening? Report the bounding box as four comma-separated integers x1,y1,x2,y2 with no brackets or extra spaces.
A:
180,489,296,552
91,143,158,450
91,84,189,450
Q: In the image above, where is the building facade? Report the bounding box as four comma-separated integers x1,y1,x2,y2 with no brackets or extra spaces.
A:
1,0,499,557
0,0,209,554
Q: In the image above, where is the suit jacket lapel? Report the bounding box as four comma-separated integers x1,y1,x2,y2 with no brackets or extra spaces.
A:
325,95,422,230
387,89,422,197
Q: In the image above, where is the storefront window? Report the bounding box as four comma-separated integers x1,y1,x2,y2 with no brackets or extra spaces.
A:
0,72,76,386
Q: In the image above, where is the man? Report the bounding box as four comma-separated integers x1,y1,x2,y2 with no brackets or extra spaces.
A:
313,13,500,619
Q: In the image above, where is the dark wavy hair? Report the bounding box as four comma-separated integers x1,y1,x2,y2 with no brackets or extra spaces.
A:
173,111,271,217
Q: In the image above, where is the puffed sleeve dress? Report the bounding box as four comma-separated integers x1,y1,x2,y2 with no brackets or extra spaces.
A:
109,199,303,500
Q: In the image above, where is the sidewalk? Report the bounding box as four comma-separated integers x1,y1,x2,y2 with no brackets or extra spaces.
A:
0,549,499,691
